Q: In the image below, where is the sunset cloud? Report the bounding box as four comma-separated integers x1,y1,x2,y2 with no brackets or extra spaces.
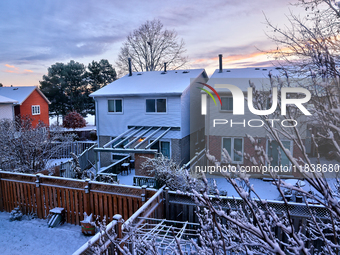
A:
3,64,34,75
5,64,16,69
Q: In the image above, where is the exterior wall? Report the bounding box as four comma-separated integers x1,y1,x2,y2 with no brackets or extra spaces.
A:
208,134,305,177
95,96,182,139
171,135,190,165
98,136,112,167
0,104,15,120
205,91,267,138
19,89,49,127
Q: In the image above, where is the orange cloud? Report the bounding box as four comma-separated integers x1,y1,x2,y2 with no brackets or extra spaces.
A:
24,69,33,73
5,64,16,68
4,70,16,73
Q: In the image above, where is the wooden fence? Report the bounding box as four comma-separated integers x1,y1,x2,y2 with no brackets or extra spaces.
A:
0,171,157,225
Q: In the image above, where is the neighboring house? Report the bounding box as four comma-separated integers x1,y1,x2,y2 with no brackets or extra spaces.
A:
90,68,208,176
0,95,18,120
0,86,50,127
204,63,307,176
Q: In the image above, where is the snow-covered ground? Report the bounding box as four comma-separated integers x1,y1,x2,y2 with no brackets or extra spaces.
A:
50,115,95,126
0,212,91,255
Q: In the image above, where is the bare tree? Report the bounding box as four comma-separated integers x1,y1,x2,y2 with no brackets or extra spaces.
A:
0,116,74,173
265,0,340,78
116,19,188,75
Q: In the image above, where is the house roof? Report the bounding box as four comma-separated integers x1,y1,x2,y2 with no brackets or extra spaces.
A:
0,95,18,104
208,67,284,92
90,69,207,97
0,86,50,105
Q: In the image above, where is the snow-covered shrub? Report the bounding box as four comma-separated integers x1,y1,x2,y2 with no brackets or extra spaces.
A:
141,153,205,191
9,207,23,221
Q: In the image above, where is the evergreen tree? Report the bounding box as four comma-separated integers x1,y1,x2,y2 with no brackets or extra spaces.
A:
40,60,88,119
86,59,117,114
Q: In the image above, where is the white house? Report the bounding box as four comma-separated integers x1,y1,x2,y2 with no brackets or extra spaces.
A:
90,68,208,176
0,95,18,120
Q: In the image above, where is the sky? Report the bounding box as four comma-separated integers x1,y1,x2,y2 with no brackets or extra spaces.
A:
0,0,304,86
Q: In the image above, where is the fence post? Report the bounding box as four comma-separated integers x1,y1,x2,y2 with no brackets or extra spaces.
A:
84,179,91,216
35,174,43,218
165,187,169,220
141,185,147,205
0,173,3,212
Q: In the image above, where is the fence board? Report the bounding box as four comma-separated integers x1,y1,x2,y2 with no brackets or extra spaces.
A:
70,190,75,225
75,190,79,225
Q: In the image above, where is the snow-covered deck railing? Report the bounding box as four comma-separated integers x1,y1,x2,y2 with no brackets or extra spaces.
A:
72,214,122,255
181,148,206,170
133,175,158,188
50,141,96,159
122,185,165,232
78,143,97,171
98,154,130,175
167,190,329,221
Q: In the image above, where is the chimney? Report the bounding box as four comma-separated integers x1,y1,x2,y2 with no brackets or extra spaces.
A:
219,54,223,73
128,58,132,76
164,62,167,72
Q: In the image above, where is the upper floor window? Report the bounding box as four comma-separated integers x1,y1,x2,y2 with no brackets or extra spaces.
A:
221,97,233,111
146,99,166,113
32,105,40,115
108,99,123,113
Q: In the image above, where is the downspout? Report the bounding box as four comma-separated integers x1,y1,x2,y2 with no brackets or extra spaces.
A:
95,98,100,175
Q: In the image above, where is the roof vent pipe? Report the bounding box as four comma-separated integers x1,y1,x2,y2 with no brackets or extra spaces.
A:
128,58,132,76
164,62,167,73
219,54,223,73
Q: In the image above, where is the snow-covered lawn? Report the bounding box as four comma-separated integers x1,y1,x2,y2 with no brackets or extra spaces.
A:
0,212,91,255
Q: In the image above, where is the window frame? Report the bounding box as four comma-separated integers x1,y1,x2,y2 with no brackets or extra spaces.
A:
107,98,123,114
149,139,171,158
145,98,167,114
266,139,293,167
220,96,233,112
31,105,40,115
221,137,244,164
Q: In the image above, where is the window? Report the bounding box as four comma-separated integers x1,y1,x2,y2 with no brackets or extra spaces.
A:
222,137,243,163
146,99,166,113
108,99,123,113
150,140,170,157
221,97,233,111
267,140,292,167
32,105,40,115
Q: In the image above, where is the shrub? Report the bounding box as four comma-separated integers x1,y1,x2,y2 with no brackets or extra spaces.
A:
63,111,86,129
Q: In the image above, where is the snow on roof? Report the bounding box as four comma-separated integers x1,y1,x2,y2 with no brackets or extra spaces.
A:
90,69,206,97
208,67,284,92
0,86,50,105
0,95,18,104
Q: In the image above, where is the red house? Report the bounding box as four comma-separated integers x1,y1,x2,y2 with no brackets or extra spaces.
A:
0,86,50,127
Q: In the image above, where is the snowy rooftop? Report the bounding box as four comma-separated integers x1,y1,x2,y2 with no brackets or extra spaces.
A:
0,86,50,105
0,95,18,104
90,69,207,97
208,67,284,92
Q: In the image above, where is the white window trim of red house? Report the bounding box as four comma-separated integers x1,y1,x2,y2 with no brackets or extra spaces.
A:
32,105,40,115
